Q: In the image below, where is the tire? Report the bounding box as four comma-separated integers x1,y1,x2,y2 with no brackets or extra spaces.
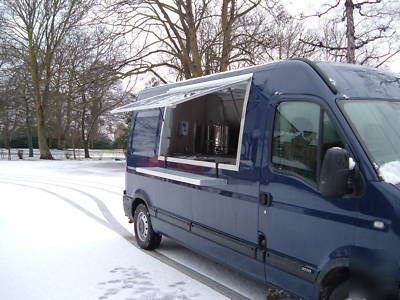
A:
328,280,350,300
133,204,162,250
328,279,380,300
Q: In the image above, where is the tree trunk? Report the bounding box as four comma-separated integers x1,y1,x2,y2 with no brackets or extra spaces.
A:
345,0,356,64
81,114,90,159
27,133,33,157
24,97,34,157
27,30,53,159
25,112,34,158
62,87,72,151
36,111,53,159
83,140,90,159
5,130,11,160
80,92,90,159
57,134,66,150
29,80,53,159
184,0,203,77
220,0,234,72
72,135,76,160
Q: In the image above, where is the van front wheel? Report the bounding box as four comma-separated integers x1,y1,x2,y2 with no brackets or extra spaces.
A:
328,279,378,300
134,204,162,250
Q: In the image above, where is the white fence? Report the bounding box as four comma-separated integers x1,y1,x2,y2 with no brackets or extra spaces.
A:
0,148,126,160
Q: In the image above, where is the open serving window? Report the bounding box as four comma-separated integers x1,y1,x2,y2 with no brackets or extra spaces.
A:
113,73,253,171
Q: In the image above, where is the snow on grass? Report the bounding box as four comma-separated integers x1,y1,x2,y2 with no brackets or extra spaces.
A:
0,159,266,300
0,160,227,300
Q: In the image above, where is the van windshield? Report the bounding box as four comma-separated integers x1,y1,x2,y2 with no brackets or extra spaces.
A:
340,100,400,184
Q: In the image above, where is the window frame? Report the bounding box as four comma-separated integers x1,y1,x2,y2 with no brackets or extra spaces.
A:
270,99,348,188
157,78,253,171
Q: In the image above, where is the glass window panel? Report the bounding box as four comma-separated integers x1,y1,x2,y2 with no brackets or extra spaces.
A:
272,102,320,182
130,109,161,156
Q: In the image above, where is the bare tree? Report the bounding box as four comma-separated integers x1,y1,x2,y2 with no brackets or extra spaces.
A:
57,28,128,158
0,37,35,158
1,0,93,159
300,0,400,66
254,4,318,61
78,80,125,158
0,75,25,159
12,66,36,157
104,0,268,80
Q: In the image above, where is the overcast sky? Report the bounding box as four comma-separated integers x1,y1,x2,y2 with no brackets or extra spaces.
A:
286,0,319,15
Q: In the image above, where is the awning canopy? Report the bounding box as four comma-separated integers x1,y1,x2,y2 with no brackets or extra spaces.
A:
111,73,253,113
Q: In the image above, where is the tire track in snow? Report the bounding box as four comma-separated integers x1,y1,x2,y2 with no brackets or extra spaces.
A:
0,174,121,196
0,179,250,300
0,175,126,233
0,180,132,240
0,169,123,188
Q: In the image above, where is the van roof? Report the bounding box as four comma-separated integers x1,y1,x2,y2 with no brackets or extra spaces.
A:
316,62,400,99
135,59,400,103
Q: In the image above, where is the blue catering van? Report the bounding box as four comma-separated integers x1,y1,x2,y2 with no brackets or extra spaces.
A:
112,59,400,299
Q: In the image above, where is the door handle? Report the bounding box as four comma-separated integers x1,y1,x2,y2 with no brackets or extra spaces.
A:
259,192,272,207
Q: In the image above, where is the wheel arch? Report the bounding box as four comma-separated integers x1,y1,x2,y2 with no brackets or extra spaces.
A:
132,189,153,217
317,258,350,284
317,258,350,297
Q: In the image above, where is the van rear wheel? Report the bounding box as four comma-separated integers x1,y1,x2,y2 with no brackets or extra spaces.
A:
134,204,162,250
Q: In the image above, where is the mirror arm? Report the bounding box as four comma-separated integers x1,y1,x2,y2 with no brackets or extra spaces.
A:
348,164,363,196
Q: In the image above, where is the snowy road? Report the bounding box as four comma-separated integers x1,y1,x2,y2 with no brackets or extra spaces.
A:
0,160,266,300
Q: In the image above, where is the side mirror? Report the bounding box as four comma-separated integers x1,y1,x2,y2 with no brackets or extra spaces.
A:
319,148,351,198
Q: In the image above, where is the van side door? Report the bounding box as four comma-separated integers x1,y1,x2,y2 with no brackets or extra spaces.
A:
259,98,358,298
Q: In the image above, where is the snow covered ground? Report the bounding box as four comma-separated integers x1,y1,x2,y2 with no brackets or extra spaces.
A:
0,159,266,300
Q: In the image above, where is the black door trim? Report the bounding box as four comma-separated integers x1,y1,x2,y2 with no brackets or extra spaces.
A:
266,250,318,282
151,206,318,282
